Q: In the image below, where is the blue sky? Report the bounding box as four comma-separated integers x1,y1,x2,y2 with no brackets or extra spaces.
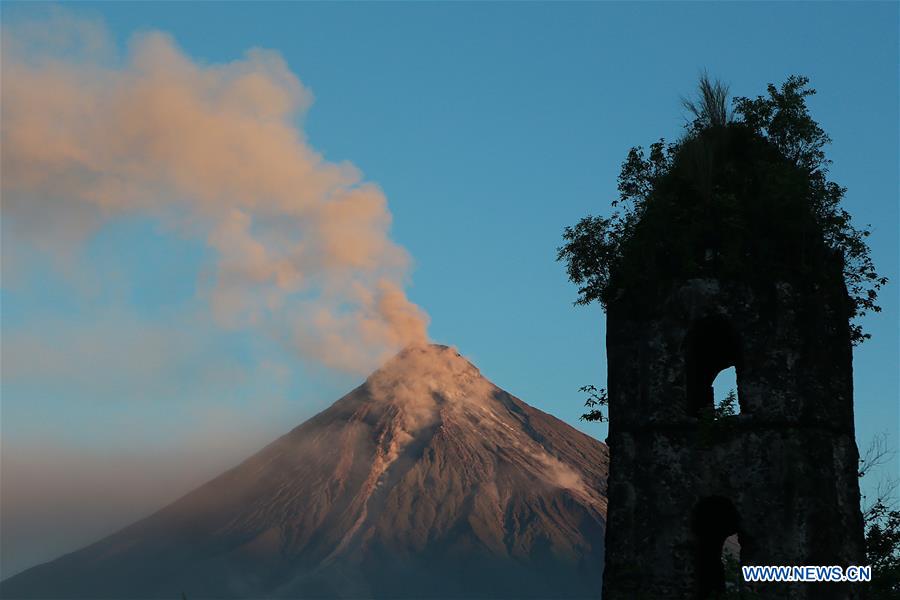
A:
2,1,898,576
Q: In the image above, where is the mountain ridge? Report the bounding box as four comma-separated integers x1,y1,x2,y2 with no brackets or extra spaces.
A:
1,344,608,599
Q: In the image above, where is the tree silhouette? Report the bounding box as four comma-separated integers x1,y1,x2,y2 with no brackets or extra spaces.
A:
558,75,886,344
578,384,608,422
858,433,900,597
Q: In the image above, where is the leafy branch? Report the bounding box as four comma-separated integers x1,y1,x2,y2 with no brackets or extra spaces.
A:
578,384,608,423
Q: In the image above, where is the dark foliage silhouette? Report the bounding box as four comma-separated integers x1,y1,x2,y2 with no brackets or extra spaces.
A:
558,75,886,344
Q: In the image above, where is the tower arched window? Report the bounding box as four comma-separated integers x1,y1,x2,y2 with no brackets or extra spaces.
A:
692,496,742,598
685,316,744,416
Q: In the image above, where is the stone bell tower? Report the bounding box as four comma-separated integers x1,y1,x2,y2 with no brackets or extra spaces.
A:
600,127,867,599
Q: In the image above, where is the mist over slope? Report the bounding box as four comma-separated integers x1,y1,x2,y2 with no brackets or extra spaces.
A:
1,345,608,599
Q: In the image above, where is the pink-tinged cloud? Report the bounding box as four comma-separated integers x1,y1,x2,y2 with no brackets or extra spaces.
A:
1,12,429,373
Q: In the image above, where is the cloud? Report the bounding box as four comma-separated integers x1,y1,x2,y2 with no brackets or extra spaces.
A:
1,11,429,374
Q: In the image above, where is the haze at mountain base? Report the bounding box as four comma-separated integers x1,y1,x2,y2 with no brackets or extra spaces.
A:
0,345,608,599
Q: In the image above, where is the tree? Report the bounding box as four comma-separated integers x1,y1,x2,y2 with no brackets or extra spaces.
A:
558,75,886,344
715,389,738,420
858,433,900,597
732,76,887,343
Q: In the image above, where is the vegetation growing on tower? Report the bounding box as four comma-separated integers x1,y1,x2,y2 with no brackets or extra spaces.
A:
558,75,886,344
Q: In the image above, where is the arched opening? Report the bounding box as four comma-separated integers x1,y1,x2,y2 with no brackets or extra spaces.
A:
685,316,743,416
692,496,740,598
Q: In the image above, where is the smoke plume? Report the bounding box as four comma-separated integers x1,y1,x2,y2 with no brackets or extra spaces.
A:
367,344,495,428
1,12,429,373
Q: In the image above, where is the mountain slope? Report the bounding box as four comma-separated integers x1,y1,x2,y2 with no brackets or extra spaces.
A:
1,345,608,599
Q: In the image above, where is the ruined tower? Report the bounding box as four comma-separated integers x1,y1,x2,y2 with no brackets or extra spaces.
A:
601,125,867,599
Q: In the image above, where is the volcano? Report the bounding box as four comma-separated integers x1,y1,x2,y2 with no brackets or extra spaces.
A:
1,345,609,599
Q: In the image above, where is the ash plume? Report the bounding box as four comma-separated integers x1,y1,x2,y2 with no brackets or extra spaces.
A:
1,11,429,373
